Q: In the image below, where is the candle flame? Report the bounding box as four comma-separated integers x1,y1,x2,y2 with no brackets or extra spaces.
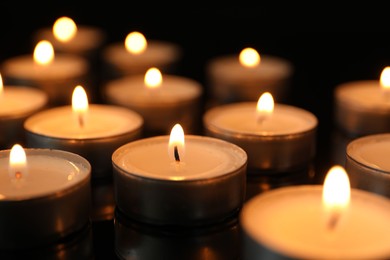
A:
33,40,54,65
323,165,351,230
0,73,3,96
9,144,27,180
72,85,89,127
53,16,77,42
168,124,185,163
144,67,162,89
380,66,390,102
239,47,261,68
125,31,147,54
256,92,274,123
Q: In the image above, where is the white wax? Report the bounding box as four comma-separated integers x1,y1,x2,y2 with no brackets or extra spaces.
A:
347,134,390,172
207,54,293,82
102,40,181,69
113,135,247,180
34,26,105,53
1,54,88,81
24,104,143,139
0,151,89,199
0,87,47,116
104,74,202,105
241,185,390,259
205,102,317,135
335,80,390,111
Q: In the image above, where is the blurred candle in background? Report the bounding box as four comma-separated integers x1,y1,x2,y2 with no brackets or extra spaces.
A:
205,47,293,106
0,40,90,106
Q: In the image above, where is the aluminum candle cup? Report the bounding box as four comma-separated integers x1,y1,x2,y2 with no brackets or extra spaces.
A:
0,148,91,250
0,53,90,106
112,135,247,226
104,74,203,136
241,185,390,260
206,53,293,104
334,80,390,137
24,104,143,179
0,86,48,149
346,133,390,198
102,40,182,78
203,102,317,174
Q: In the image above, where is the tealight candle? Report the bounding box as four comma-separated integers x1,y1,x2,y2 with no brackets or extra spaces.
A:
112,124,247,226
24,85,143,179
206,47,293,105
203,92,317,174
345,133,390,198
0,73,48,148
103,67,203,136
241,165,390,260
0,40,90,106
0,144,91,250
334,66,390,136
32,16,106,57
332,66,390,166
102,31,182,78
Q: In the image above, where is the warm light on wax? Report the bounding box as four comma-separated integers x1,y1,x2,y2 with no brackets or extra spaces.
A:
33,40,54,65
125,31,147,54
9,144,27,180
144,67,162,89
239,47,260,68
256,92,274,123
322,165,351,230
168,123,185,163
53,16,77,42
72,85,89,128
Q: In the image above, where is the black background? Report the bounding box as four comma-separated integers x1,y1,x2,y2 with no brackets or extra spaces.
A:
1,5,390,259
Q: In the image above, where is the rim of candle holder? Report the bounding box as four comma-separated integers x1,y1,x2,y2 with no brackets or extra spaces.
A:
346,133,390,176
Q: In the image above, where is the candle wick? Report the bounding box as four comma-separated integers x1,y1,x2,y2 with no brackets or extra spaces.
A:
174,145,180,162
78,114,84,128
327,212,340,231
15,171,22,180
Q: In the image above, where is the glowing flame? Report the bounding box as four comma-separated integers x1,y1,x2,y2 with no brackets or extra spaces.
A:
0,73,3,96
323,165,351,230
256,92,274,123
9,144,27,180
125,31,147,54
144,67,162,89
168,124,185,163
72,85,89,127
239,47,261,68
33,40,54,65
380,66,390,95
53,16,77,42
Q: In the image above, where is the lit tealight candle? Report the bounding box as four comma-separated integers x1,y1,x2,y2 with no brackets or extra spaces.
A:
206,47,293,105
102,31,182,78
1,40,90,106
112,123,247,226
334,66,390,137
32,16,106,56
0,144,91,250
203,92,318,174
241,165,390,260
24,85,143,179
103,67,203,136
0,73,48,148
345,133,390,198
